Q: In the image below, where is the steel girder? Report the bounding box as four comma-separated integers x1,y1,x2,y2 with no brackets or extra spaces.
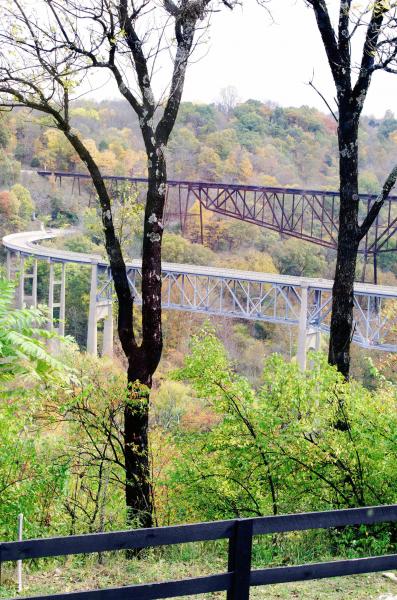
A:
3,229,397,353
38,171,397,255
94,266,397,353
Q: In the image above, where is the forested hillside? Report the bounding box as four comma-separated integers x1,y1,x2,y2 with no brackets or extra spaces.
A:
3,0,397,593
2,51,397,600
1,99,397,189
1,100,397,380
2,101,397,284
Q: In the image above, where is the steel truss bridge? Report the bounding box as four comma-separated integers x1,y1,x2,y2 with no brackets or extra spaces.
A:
3,229,397,369
38,171,397,280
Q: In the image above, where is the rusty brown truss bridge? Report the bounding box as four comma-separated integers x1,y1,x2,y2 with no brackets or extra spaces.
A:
38,170,397,255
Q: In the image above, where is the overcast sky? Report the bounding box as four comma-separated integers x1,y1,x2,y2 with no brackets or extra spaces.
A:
89,1,397,117
177,1,397,117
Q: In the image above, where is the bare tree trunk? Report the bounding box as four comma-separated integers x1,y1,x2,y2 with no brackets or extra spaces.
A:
124,148,166,527
140,148,166,371
61,128,155,525
304,0,397,378
328,107,360,377
125,366,152,528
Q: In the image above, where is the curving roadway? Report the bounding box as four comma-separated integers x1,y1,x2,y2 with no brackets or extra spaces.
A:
3,229,397,360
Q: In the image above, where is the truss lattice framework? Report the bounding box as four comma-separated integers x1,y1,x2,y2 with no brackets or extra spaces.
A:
94,265,397,353
3,230,397,363
38,171,397,255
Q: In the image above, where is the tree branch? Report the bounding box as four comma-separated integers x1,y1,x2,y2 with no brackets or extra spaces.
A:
338,0,352,75
307,74,338,122
352,1,387,105
359,164,397,240
118,0,155,120
306,0,343,86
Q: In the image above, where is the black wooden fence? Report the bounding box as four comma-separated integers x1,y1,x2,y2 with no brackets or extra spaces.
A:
2,504,397,599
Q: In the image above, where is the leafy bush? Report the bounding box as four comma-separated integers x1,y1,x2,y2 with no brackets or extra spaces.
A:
167,327,397,554
11,183,35,220
0,277,73,539
273,238,327,277
0,151,20,187
0,401,69,540
162,233,216,265
0,277,69,392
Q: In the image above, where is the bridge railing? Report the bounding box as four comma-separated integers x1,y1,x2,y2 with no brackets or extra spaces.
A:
2,504,397,599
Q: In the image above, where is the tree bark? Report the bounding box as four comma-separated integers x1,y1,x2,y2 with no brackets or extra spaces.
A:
305,0,394,378
125,363,152,528
124,146,167,528
328,104,360,377
60,126,156,526
140,146,166,375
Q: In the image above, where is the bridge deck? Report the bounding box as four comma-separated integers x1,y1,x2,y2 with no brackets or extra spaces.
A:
4,230,397,299
3,229,397,357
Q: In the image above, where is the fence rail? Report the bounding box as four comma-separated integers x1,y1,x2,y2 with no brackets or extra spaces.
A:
2,504,397,599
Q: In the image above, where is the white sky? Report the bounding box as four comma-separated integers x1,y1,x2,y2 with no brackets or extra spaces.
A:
179,0,397,117
88,1,397,117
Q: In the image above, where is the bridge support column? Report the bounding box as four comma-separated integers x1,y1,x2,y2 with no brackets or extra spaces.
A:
32,259,38,308
48,261,54,331
87,262,98,356
297,284,308,371
17,254,25,308
102,304,113,357
59,263,66,336
6,250,12,280
21,259,38,308
306,327,321,352
315,329,321,352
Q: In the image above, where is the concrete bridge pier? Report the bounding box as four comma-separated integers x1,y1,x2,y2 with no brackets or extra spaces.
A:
87,262,98,354
6,249,13,280
87,261,114,357
59,263,66,336
6,251,39,310
297,284,321,370
17,254,25,308
102,303,114,357
48,261,54,331
307,328,322,353
297,284,309,370
306,328,322,371
31,259,38,308
21,258,38,308
48,260,66,335
6,250,26,307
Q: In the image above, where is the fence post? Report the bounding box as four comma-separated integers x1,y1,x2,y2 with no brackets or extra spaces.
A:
17,513,23,593
227,519,253,600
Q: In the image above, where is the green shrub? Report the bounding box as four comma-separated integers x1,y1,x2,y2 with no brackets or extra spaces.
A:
167,327,397,554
